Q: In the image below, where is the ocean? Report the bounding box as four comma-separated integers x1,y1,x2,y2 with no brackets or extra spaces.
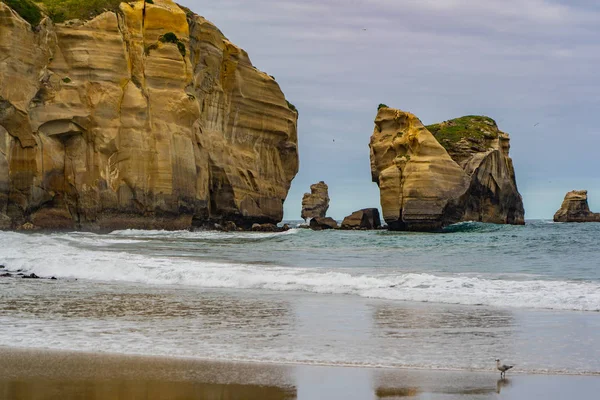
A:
1,221,599,375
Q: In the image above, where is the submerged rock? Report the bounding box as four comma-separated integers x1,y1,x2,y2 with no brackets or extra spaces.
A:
0,272,11,277
0,0,298,231
22,273,40,279
221,221,238,232
554,190,600,222
301,182,330,221
251,223,278,232
341,208,381,230
309,217,338,230
369,107,524,231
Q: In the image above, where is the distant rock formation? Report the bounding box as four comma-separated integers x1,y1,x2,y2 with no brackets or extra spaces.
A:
341,208,381,230
554,190,600,222
301,181,329,221
369,107,524,231
0,0,298,231
309,217,338,230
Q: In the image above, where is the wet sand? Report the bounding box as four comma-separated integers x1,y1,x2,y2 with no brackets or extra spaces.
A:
1,348,599,400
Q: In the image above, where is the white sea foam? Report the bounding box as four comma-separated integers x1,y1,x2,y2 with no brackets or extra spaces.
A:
1,231,599,312
109,228,299,239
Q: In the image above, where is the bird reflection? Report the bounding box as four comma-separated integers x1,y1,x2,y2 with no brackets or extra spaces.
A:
496,378,511,394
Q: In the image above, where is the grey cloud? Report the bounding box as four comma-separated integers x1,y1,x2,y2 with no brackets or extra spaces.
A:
181,0,600,219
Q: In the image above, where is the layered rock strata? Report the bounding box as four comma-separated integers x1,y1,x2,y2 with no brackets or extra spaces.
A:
554,190,600,222
369,108,524,231
0,0,298,230
301,181,329,220
341,208,381,230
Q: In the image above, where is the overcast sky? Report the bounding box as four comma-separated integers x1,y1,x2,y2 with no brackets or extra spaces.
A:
180,0,600,220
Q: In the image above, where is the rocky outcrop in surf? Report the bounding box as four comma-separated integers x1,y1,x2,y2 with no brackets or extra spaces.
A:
369,107,524,231
554,190,600,222
0,0,298,231
301,181,329,221
341,208,381,230
309,217,338,230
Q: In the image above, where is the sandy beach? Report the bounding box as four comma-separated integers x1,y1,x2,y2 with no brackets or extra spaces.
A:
1,347,599,400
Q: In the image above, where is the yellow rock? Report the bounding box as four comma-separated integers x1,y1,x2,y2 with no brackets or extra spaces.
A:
370,108,524,230
554,190,600,222
0,1,298,230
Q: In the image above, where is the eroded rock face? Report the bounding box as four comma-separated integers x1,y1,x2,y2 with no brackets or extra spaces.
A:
341,208,381,230
301,181,329,220
0,0,298,230
369,108,524,231
554,190,600,222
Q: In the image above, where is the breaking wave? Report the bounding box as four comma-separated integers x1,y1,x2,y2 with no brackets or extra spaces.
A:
1,231,598,312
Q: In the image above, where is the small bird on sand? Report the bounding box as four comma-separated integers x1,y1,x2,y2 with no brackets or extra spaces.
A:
496,359,513,378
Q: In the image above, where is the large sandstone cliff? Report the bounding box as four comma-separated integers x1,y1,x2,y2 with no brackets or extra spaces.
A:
369,108,524,231
554,190,600,222
0,0,298,230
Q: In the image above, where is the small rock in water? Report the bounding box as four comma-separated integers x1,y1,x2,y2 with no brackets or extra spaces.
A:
0,265,5,269
22,273,40,279
309,217,338,230
51,276,57,280
222,221,238,232
251,223,278,232
1,272,12,278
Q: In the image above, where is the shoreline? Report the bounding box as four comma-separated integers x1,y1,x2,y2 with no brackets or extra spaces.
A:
2,346,599,377
2,347,600,400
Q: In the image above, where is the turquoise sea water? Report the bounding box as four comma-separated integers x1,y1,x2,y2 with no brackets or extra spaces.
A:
0,220,599,374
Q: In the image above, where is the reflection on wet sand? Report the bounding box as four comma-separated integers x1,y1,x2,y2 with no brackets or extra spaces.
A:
497,378,512,394
2,349,600,400
0,348,297,400
376,384,500,398
2,283,292,324
376,386,420,397
374,303,515,332
1,380,296,400
371,302,516,370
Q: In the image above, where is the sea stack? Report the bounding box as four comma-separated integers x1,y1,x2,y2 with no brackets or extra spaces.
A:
554,190,600,222
301,181,330,221
0,0,298,231
369,107,524,231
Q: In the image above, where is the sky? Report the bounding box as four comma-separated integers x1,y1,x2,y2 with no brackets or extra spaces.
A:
180,0,600,220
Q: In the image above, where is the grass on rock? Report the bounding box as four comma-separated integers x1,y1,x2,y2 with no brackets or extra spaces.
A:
35,0,122,23
426,116,499,150
2,0,43,26
286,100,298,114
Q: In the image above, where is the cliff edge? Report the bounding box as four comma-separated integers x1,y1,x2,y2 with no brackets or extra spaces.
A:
0,0,299,230
369,107,524,231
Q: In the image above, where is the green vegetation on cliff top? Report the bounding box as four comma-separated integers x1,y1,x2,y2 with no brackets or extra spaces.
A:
426,116,499,150
286,100,298,114
3,0,125,24
6,0,193,26
2,0,43,25
36,0,122,23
